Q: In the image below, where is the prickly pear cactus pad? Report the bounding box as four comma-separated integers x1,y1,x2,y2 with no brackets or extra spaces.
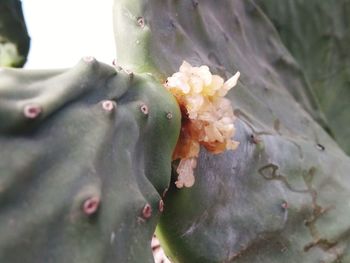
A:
0,58,180,262
114,0,350,262
0,0,30,67
255,0,350,155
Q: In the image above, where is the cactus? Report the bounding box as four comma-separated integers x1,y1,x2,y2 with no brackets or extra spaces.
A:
0,0,30,67
255,0,350,155
114,0,350,262
0,58,180,262
1,0,349,262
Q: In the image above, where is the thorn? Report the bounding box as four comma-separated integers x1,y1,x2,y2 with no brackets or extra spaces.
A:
166,112,173,120
23,104,42,119
140,104,149,115
137,16,145,28
316,143,325,151
83,196,100,215
159,200,164,212
83,56,95,63
142,203,152,219
101,100,116,112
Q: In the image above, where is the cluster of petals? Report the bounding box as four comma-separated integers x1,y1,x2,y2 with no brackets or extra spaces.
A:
165,61,240,188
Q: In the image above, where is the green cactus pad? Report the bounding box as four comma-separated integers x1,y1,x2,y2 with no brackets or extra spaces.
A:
0,58,180,262
256,0,350,155
114,0,350,262
0,0,30,67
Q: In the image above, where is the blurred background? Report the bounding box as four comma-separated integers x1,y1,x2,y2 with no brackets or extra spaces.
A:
22,0,115,68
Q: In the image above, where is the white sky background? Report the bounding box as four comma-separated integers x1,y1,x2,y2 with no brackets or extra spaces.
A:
22,0,115,69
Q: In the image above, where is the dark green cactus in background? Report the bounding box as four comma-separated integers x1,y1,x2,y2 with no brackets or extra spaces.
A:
0,0,30,67
114,0,350,262
0,58,180,262
255,0,350,155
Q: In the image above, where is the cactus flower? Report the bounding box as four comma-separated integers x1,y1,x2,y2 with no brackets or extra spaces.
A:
165,61,240,188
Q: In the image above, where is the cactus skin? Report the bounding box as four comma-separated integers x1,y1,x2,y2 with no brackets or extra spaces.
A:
255,0,350,155
113,0,330,132
114,0,350,262
0,0,30,67
0,58,180,262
